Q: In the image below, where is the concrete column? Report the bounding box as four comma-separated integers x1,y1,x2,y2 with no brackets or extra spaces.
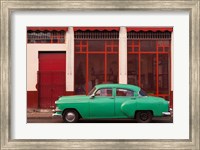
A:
66,27,74,91
27,46,38,91
119,27,127,84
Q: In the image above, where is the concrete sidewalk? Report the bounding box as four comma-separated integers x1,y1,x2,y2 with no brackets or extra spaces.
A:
27,109,53,118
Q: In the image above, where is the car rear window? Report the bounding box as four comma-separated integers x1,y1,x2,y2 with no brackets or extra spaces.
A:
139,89,147,96
116,89,134,96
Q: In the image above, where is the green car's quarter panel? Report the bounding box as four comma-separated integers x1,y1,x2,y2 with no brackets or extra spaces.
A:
114,96,133,118
121,96,169,117
54,84,169,119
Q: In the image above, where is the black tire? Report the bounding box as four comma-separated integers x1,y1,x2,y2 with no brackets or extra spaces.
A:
136,111,152,123
62,109,79,123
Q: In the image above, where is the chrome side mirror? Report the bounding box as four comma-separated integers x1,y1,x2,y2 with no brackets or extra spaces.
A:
90,94,95,99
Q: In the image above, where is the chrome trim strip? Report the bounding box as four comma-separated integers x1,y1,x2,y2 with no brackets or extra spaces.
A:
162,112,171,116
52,113,62,117
52,109,62,113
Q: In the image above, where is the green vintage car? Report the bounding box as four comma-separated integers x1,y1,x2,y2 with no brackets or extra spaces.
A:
52,84,171,123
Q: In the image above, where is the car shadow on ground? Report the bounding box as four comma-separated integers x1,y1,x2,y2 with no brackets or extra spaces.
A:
78,117,173,123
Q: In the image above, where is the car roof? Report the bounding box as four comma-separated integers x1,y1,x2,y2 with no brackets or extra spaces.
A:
95,84,141,91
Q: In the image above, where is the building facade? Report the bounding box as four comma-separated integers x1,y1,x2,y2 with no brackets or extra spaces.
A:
27,27,173,109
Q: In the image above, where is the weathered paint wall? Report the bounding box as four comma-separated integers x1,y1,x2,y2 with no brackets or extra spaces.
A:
27,44,66,91
27,27,174,108
27,91,38,108
27,44,66,108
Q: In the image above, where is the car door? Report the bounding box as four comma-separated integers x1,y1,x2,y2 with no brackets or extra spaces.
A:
114,88,135,118
89,88,114,118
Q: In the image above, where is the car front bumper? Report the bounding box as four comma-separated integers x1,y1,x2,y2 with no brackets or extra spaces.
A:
52,108,62,118
162,108,173,117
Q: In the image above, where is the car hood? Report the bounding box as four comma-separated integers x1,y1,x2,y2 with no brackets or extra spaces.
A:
55,95,89,104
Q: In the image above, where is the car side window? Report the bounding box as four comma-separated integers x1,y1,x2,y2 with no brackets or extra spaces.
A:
116,89,134,97
95,88,113,97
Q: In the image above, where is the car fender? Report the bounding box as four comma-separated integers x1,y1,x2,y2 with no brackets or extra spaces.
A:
133,97,167,116
121,100,138,118
121,97,165,117
58,98,90,118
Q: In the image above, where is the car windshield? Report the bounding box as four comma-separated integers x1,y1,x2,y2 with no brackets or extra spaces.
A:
88,87,96,96
139,89,147,96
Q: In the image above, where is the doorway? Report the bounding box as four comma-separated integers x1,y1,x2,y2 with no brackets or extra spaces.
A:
38,52,66,108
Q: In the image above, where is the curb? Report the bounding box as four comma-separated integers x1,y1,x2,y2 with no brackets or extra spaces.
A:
27,109,53,113
27,112,53,119
27,109,53,118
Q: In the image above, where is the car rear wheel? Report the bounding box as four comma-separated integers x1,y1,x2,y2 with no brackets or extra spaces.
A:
136,111,152,123
63,110,79,123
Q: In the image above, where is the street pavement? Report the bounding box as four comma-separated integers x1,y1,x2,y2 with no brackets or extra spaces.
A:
27,110,173,123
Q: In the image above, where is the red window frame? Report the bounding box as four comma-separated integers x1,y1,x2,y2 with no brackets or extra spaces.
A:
75,39,119,94
127,39,172,106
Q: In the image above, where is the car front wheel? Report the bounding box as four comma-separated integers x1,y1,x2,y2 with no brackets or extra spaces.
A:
63,110,79,123
136,111,152,123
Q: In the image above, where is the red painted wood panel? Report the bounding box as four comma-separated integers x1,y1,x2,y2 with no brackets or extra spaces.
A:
38,52,66,109
39,53,66,71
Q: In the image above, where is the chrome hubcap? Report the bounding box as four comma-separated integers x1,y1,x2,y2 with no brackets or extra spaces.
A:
65,112,75,122
140,113,148,121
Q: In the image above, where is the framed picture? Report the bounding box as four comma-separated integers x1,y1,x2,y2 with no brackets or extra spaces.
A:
1,0,199,149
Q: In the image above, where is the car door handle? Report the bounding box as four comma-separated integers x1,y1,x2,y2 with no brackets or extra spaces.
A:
109,97,114,99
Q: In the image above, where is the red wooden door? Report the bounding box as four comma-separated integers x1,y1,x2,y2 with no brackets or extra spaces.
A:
38,52,66,109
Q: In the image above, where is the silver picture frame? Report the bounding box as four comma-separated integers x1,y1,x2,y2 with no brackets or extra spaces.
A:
1,0,199,149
